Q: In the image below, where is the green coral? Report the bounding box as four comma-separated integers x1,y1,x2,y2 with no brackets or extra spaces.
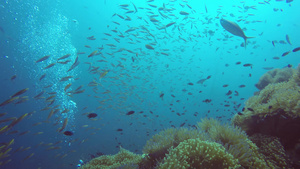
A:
143,119,270,168
79,147,142,169
197,118,268,168
157,139,241,169
141,128,206,168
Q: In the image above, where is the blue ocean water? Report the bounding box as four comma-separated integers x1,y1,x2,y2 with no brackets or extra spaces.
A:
0,0,299,168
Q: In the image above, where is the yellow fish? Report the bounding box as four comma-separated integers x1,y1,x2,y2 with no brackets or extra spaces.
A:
99,71,109,79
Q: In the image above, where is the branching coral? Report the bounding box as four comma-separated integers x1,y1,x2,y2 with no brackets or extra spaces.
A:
80,147,142,169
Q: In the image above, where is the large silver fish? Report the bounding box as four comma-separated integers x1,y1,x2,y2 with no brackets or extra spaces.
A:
220,18,254,48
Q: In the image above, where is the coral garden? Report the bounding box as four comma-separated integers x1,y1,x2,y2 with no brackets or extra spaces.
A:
80,66,300,169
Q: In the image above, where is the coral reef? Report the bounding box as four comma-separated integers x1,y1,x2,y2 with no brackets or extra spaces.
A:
140,127,205,168
250,134,291,168
232,67,300,131
255,68,295,90
197,118,269,168
82,118,293,168
157,139,240,169
80,147,142,169
141,119,270,168
233,80,300,131
294,64,300,86
232,66,300,167
232,67,300,130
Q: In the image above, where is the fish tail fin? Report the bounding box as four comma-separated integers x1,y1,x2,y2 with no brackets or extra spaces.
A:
244,36,255,49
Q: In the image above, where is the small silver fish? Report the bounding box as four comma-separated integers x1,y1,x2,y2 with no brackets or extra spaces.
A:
286,34,292,45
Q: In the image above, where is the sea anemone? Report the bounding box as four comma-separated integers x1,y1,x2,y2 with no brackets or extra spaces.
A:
157,138,241,169
80,147,142,169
